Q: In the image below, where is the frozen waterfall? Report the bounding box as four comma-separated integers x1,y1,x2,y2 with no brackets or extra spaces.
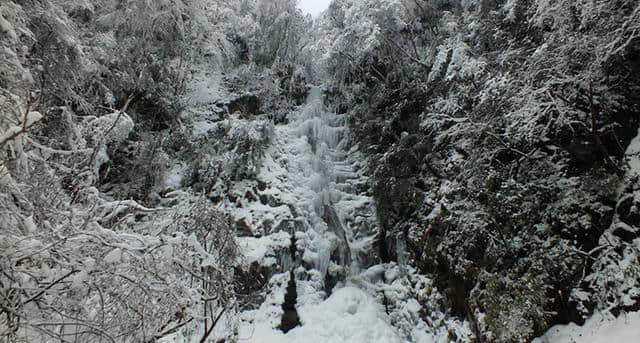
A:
236,86,406,343
288,86,377,277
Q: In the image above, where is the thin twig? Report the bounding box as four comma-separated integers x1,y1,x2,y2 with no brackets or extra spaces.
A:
146,318,194,343
0,96,43,148
23,270,79,306
382,35,431,70
199,306,227,343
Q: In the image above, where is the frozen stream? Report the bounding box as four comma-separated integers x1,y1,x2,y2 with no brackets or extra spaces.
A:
235,87,404,342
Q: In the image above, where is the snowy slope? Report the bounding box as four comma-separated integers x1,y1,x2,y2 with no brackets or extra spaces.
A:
533,311,640,343
240,286,401,343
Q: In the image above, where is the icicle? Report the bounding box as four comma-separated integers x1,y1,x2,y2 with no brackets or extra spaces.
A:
315,247,331,279
280,250,293,273
396,235,408,276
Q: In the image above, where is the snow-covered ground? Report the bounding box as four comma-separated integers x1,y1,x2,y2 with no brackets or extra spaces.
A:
240,286,401,343
533,311,640,343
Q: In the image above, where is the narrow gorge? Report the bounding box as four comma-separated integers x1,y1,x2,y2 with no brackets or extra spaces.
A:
1,0,640,342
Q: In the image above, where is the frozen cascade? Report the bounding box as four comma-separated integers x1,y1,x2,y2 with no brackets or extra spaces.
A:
288,86,372,276
236,86,412,342
231,84,474,343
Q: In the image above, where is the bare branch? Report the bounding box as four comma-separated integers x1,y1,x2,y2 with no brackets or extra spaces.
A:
23,270,79,306
0,96,43,148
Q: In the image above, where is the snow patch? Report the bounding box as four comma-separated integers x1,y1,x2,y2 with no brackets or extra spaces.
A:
625,128,640,174
239,287,402,343
103,248,122,263
238,231,291,267
533,310,640,343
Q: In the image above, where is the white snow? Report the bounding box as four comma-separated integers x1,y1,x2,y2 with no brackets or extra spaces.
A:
0,12,17,40
533,310,640,343
85,111,134,145
103,248,122,263
25,111,43,127
189,71,228,106
23,215,37,234
238,231,291,267
239,287,402,343
625,128,640,173
163,162,187,192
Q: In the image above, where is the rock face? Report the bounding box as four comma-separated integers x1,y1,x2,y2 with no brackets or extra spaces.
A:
323,204,352,267
278,270,301,333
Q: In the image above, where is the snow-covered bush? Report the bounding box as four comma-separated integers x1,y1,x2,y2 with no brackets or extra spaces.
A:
0,1,33,91
0,146,239,341
0,2,257,339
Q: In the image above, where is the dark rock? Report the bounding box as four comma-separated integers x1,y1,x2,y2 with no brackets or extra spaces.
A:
617,195,640,227
228,94,262,116
236,218,253,236
612,223,640,242
257,180,267,191
234,263,269,310
278,271,300,333
245,190,257,202
209,195,223,204
259,194,269,205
